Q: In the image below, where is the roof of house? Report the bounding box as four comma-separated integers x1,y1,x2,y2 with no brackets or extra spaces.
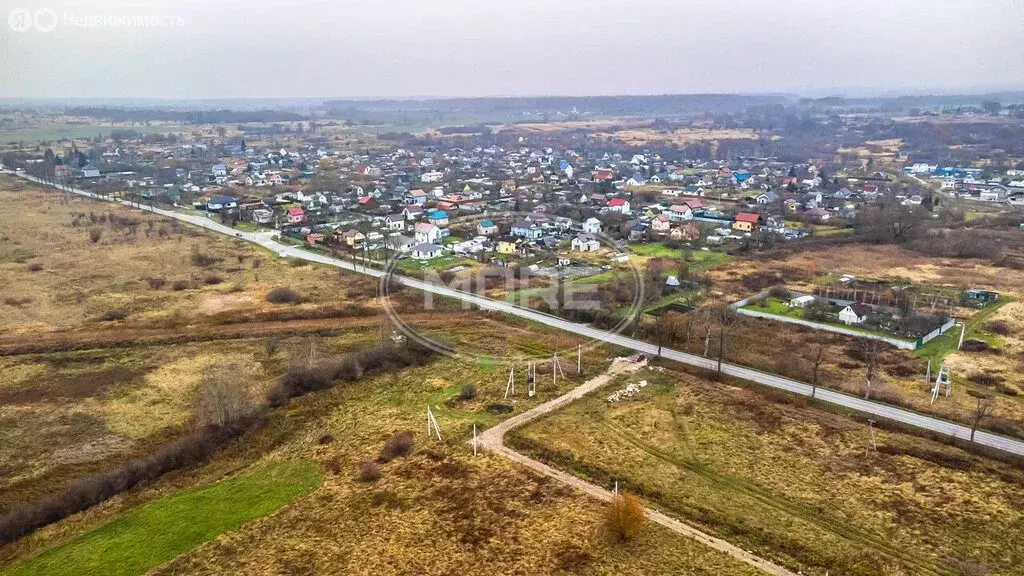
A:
411,243,442,253
608,198,628,207
848,303,872,317
735,212,761,223
287,207,305,216
478,220,496,228
414,222,437,233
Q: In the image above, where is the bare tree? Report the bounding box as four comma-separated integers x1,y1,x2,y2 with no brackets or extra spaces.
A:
708,305,741,373
193,363,260,428
810,343,826,398
860,339,883,400
968,390,995,442
650,312,682,356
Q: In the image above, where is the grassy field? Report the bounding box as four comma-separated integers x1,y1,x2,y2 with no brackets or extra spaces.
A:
0,176,382,333
510,366,1024,576
3,459,321,576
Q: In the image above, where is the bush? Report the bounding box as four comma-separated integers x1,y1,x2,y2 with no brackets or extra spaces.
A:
323,458,341,476
0,417,256,545
171,279,189,291
358,461,381,482
190,247,220,267
3,297,32,307
317,434,335,445
459,383,478,401
99,309,128,322
266,286,302,304
961,339,993,353
380,431,415,462
986,320,1011,336
26,262,43,272
203,274,224,285
605,493,646,542
88,228,102,243
146,277,166,290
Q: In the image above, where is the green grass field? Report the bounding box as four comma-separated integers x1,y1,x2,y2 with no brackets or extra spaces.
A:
3,459,321,576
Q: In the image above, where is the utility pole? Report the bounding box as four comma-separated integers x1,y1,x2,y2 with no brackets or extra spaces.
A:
867,419,877,450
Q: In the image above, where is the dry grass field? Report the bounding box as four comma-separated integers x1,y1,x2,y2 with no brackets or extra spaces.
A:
0,176,385,334
510,366,1024,576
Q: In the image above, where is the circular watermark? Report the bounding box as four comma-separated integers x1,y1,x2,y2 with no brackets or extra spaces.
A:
8,8,33,31
377,210,645,364
34,8,57,32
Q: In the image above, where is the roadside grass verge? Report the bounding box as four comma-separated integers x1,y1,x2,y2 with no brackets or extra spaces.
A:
2,459,321,576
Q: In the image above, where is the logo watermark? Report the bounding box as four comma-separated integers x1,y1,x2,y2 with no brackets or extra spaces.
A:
8,7,185,32
378,211,645,363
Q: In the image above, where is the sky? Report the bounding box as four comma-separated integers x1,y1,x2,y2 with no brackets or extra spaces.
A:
2,0,1023,100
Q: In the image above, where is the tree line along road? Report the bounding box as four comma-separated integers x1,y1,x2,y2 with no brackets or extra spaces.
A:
9,171,1024,458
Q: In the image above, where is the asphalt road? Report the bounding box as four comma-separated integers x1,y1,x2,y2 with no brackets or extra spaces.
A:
10,171,1024,457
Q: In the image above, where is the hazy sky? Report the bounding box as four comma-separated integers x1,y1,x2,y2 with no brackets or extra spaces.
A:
2,0,1023,99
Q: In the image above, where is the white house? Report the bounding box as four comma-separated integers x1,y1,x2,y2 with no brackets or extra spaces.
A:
384,214,406,231
582,217,602,234
414,222,442,244
411,243,443,260
790,295,815,308
608,198,631,215
421,171,444,183
667,204,693,222
838,303,871,325
571,234,600,252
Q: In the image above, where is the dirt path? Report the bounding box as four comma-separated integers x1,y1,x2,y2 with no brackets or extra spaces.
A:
478,358,798,576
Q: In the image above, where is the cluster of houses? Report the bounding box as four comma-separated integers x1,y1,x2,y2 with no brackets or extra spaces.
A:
907,164,1024,205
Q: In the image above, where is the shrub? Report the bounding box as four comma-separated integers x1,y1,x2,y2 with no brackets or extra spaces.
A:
266,286,302,304
380,431,415,462
317,434,335,445
88,228,102,243
605,493,646,542
203,274,224,285
190,247,221,267
968,373,1004,387
323,458,341,476
26,262,43,272
171,279,189,291
986,320,1010,336
289,258,307,267
228,282,245,293
99,309,128,322
2,297,32,307
146,277,166,290
459,383,478,401
961,340,993,353
0,417,256,545
358,461,381,482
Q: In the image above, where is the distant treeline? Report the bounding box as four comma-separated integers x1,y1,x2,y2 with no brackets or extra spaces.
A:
65,107,308,124
322,94,792,120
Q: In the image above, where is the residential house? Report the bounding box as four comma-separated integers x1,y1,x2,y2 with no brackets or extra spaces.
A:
427,209,449,227
582,217,602,234
671,222,701,242
287,207,306,224
411,243,443,260
608,197,631,215
571,234,600,252
421,171,444,183
357,196,378,210
511,220,542,240
414,222,442,245
251,208,274,224
626,173,648,187
790,295,816,308
341,229,366,248
403,205,425,220
207,195,238,211
477,220,498,236
668,204,693,222
754,190,780,205
839,303,871,325
405,189,427,205
594,169,615,181
651,214,671,234
384,214,406,232
804,208,830,222
497,236,522,255
732,212,761,233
